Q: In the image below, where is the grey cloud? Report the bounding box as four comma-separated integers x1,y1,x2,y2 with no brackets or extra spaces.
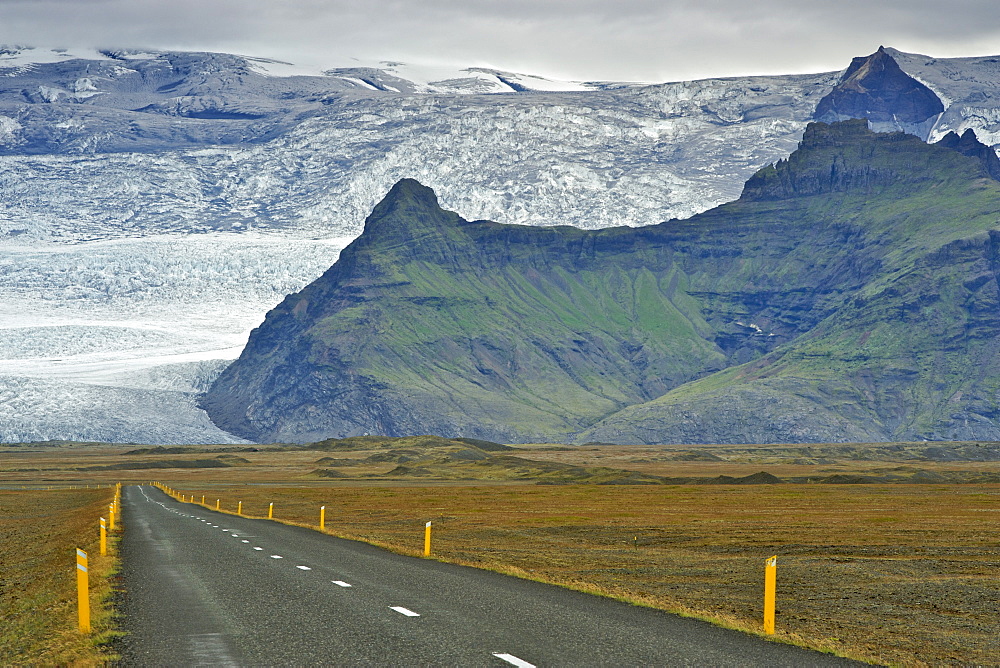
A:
0,0,999,81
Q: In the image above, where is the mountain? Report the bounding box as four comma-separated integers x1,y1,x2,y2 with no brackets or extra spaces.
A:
202,119,1000,444
6,45,1000,444
814,46,944,138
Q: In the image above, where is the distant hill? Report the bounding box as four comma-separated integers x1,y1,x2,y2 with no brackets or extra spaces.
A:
203,119,1000,444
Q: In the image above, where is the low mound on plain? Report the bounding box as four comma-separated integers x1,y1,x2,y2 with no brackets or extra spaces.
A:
80,456,247,471
302,435,511,452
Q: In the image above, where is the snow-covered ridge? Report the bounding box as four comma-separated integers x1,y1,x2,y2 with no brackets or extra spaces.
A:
248,55,598,93
0,46,149,68
1,46,598,94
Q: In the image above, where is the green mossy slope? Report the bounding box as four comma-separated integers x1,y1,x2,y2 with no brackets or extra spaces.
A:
204,120,1000,444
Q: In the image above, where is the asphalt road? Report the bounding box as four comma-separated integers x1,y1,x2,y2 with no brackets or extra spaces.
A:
117,485,867,666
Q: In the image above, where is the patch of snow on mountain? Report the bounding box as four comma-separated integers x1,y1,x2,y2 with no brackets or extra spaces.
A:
0,46,116,69
243,56,330,78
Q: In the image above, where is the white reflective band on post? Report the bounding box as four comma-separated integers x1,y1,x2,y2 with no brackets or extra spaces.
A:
76,548,86,558
77,563,88,572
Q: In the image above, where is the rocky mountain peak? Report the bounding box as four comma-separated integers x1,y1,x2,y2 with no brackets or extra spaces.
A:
739,119,914,200
814,46,944,138
365,178,441,220
934,128,1000,181
358,177,463,240
739,118,1000,202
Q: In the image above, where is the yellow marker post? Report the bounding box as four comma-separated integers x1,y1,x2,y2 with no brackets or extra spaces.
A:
764,555,777,634
202,495,205,505
268,502,273,519
424,521,432,556
100,517,107,556
216,499,220,510
237,501,242,516
76,548,90,633
109,504,116,532
320,506,325,531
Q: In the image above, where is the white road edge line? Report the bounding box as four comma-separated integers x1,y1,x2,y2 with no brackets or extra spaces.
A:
332,581,352,587
389,606,420,617
492,653,536,668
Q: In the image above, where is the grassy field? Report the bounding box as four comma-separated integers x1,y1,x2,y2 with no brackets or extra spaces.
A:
3,440,1000,666
158,482,1000,667
0,486,118,666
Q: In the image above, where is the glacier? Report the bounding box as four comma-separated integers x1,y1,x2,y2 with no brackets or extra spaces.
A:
2,45,1000,443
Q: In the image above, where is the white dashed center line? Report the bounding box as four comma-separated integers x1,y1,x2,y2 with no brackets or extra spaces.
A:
253,547,263,551
332,581,352,588
493,653,536,668
296,565,311,570
270,555,283,559
389,606,420,617
241,540,250,543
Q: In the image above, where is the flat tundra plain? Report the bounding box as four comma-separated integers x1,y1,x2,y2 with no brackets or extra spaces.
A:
2,441,999,667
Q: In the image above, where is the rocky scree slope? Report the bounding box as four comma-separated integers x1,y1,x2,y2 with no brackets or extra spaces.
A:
203,119,1000,444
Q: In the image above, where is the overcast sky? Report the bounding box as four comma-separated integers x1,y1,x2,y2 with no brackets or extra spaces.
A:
2,0,1000,82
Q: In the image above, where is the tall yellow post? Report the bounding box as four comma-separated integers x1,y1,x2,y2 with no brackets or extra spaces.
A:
216,499,220,510
268,502,273,519
237,501,242,515
424,521,432,556
76,548,90,633
320,506,326,530
100,517,107,556
109,504,116,531
202,495,205,505
763,555,777,634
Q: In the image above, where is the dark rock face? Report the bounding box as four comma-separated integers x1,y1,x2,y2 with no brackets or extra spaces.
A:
203,121,1000,445
935,128,1000,181
814,46,944,138
740,119,903,200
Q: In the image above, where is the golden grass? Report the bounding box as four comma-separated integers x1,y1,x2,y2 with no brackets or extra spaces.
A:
0,487,119,666
170,483,1000,667
4,443,1000,666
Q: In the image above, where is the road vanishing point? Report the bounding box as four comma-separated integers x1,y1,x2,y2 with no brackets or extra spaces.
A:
117,485,866,666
